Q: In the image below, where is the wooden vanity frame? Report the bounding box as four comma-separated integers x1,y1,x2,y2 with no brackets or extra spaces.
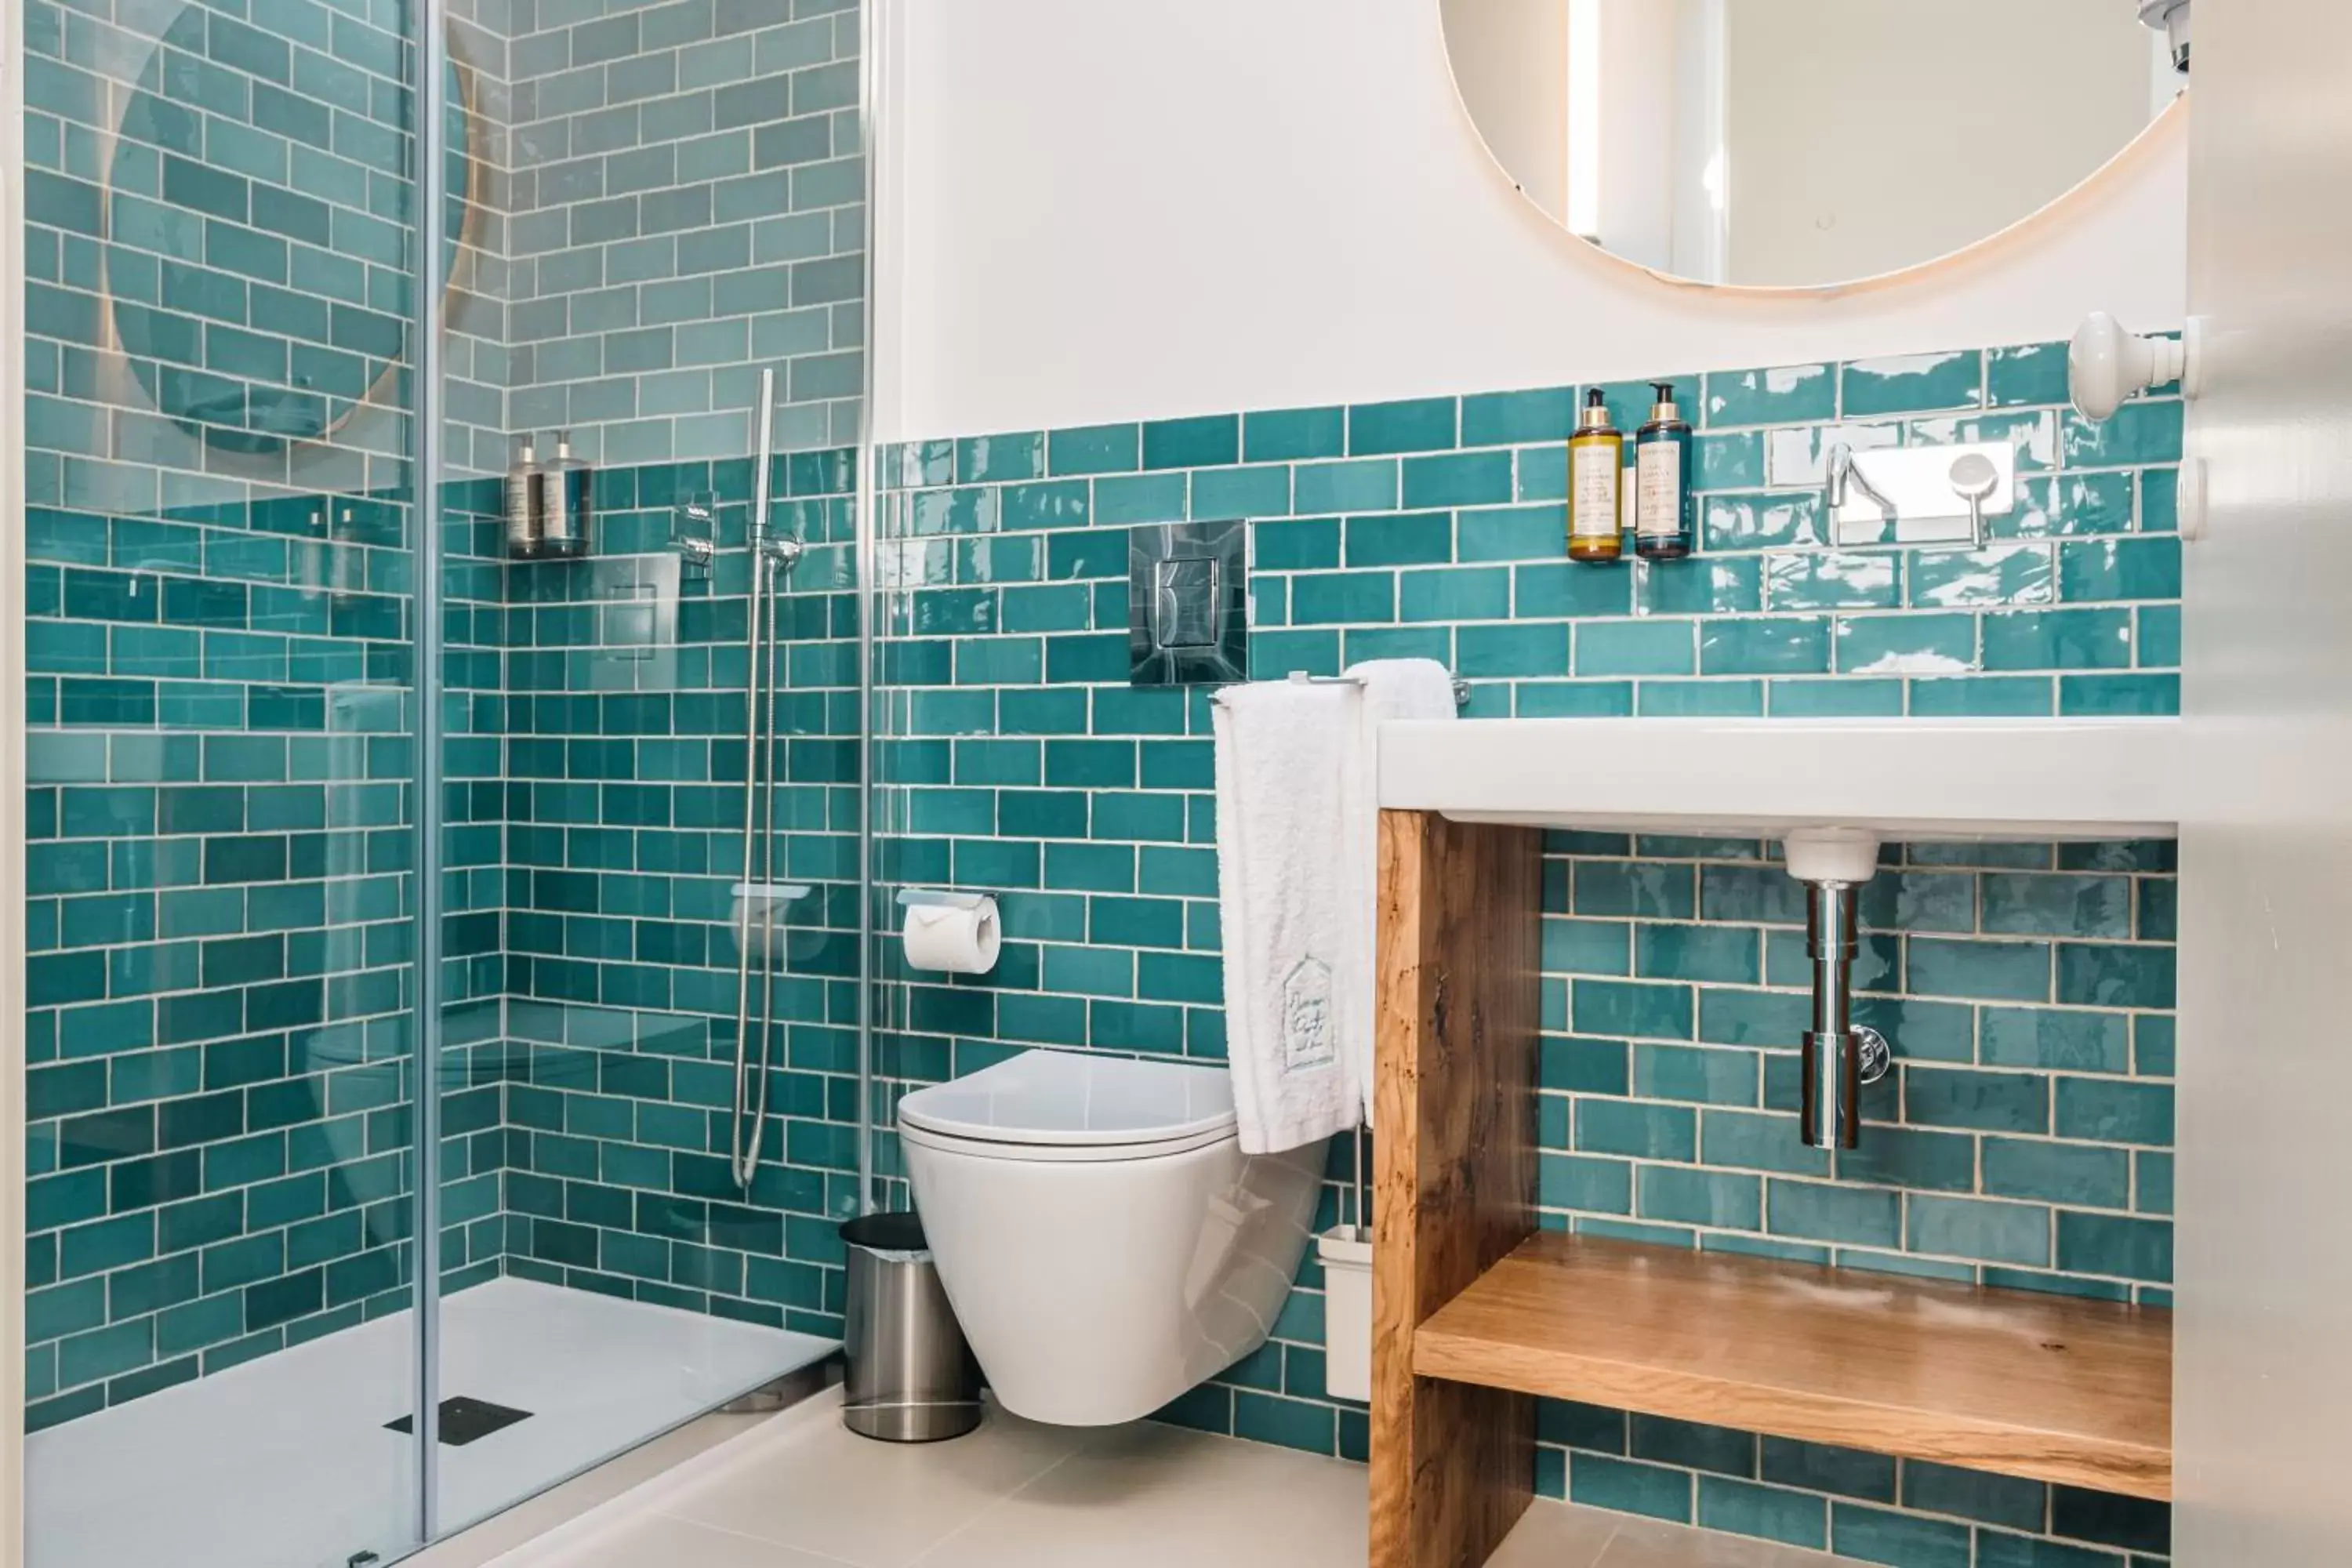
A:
1367,811,2172,1568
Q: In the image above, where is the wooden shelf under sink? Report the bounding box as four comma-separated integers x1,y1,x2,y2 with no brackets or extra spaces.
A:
1367,810,2176,1568
1414,1232,2173,1502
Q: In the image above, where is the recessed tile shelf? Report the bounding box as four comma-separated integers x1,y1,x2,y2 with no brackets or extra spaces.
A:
1415,1232,2172,1502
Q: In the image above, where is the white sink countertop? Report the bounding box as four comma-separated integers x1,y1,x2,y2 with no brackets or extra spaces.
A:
1377,717,2182,841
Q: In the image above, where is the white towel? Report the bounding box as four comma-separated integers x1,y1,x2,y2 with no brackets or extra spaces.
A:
1213,679,1363,1154
1341,660,1460,1126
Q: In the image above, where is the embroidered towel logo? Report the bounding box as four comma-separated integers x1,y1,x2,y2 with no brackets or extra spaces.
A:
1280,957,1336,1074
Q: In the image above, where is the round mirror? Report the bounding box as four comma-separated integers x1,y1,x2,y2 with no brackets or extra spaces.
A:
104,9,481,456
1442,0,2186,289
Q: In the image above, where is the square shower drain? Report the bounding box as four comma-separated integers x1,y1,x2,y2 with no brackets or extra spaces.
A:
385,1396,533,1446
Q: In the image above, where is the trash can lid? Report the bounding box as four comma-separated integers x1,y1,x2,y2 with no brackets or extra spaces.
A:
840,1210,927,1252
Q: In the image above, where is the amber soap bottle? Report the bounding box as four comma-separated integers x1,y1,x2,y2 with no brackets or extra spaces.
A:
1566,389,1624,563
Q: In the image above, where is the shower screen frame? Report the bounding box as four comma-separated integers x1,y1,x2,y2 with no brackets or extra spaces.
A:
3,0,31,1544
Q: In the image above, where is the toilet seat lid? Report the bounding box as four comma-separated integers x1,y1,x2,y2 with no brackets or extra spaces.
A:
896,1049,1236,1149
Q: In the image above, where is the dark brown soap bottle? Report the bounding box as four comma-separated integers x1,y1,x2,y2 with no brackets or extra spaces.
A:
1634,382,1696,561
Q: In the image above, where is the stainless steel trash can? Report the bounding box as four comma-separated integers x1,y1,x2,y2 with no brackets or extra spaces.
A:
840,1211,982,1442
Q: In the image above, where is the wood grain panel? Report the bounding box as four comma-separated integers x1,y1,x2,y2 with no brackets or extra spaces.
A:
1370,811,1544,1568
1416,1232,2174,1501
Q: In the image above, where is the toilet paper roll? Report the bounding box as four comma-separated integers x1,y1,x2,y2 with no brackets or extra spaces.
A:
902,898,1002,975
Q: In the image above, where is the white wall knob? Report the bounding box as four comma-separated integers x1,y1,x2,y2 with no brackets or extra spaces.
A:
2070,313,2201,423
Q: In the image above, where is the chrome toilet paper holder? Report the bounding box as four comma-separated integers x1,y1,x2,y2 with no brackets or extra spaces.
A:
897,888,992,911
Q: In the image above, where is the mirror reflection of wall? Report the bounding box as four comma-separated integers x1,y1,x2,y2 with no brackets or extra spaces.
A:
1443,0,2185,289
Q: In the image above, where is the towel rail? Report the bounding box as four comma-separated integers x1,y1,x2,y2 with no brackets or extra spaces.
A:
1276,669,1474,707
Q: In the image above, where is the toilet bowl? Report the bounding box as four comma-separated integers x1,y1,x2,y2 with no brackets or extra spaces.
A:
897,1049,1328,1427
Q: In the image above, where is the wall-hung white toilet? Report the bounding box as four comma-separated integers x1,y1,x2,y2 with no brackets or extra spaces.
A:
896,1049,1328,1427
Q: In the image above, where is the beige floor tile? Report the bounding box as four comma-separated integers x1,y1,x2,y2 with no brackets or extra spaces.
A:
659,1401,1088,1568
1596,1515,1855,1568
911,1421,1369,1568
1486,1498,1626,1568
538,1512,860,1568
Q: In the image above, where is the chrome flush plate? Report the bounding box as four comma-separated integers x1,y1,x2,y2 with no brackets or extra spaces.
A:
1128,520,1247,686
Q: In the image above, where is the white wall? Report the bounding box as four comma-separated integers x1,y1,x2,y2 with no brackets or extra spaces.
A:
877,0,2187,442
1437,0,1566,227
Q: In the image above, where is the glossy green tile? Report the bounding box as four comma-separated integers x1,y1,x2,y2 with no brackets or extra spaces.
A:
1907,677,2053,717
1699,618,1830,677
2058,673,2178,717
1575,1098,1697,1161
1986,342,2072,408
1696,432,1766,491
1980,608,2132,671
1457,622,1569,678
1980,1007,2130,1072
1643,556,1765,615
1515,681,1636,717
956,430,1044,484
2135,604,2180,669
1704,364,1836,429
1344,511,1452,567
1764,551,1898,612
1766,1181,1898,1248
2053,1078,2173,1145
1242,406,1344,463
1046,422,1140,476
2056,1211,2171,1282
1142,414,1238,471
1293,459,1398,514
1400,566,1509,622
1457,503,1567,562
2061,400,2183,467
1463,386,1577,447
1516,561,1632,619
1347,397,1456,456
1841,351,1984,416
1901,1461,2048,1531
1254,517,1341,572
1569,1454,1693,1523
1696,1477,1829,1550
1091,472,1187,525
1402,450,1512,509
1577,619,1695,677
2057,536,2181,602
1189,464,1290,521
1541,1152,1634,1214
1636,680,1765,718
1702,493,1828,553
1908,542,2055,608
1289,570,1395,626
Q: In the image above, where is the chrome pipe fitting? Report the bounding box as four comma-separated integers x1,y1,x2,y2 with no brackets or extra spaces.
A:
1798,880,1890,1150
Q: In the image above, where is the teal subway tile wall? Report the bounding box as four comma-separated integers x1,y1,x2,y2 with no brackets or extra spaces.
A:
497,0,866,466
23,0,443,1431
495,448,866,1329
875,342,2179,1568
23,0,866,1432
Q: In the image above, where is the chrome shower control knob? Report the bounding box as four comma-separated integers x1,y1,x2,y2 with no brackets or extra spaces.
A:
1854,1027,1892,1084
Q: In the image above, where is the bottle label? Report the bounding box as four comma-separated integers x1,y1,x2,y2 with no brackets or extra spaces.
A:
1570,443,1620,540
1637,440,1684,540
